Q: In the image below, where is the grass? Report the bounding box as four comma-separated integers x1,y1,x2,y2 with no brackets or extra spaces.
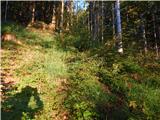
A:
1,22,160,120
1,23,69,120
60,29,160,119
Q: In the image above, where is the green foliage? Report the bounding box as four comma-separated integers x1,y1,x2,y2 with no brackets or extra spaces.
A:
1,23,68,120
65,11,91,51
122,60,144,74
62,31,160,119
2,21,160,120
64,52,112,119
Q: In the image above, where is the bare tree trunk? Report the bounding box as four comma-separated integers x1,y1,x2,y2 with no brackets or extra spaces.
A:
89,2,92,34
88,6,90,32
5,1,8,22
31,2,35,23
112,3,115,47
76,1,78,23
115,0,123,54
89,2,93,41
153,13,159,59
55,4,60,31
97,1,100,42
69,1,73,28
92,1,99,42
51,3,56,24
60,0,64,33
140,14,147,55
101,0,104,43
48,2,56,31
142,23,147,54
93,1,99,42
93,1,96,41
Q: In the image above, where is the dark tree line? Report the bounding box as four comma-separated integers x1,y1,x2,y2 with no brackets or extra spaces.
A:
1,1,73,32
87,1,160,57
1,1,160,58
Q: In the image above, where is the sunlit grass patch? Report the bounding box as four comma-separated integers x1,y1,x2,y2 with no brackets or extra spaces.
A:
1,23,69,120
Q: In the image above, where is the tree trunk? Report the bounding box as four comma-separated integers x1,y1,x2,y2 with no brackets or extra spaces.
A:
143,25,147,55
97,1,100,42
89,2,93,41
76,1,78,23
115,0,123,54
60,0,64,33
49,2,56,31
101,1,104,43
112,3,115,46
69,1,73,28
31,2,35,23
93,1,98,42
153,13,159,59
93,1,96,41
51,3,56,24
140,14,147,55
5,1,8,22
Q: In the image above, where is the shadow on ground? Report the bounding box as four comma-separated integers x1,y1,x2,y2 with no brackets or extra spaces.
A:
2,86,43,120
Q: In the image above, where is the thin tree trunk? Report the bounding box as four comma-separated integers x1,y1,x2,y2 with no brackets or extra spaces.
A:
89,1,94,41
142,23,147,54
31,2,35,23
88,6,90,32
89,2,93,41
115,0,123,54
5,1,8,22
93,1,96,41
76,1,78,23
60,0,64,33
153,13,159,59
51,3,56,24
97,1,100,42
69,1,73,28
49,2,56,31
101,0,104,43
112,3,115,46
140,14,147,55
96,3,99,41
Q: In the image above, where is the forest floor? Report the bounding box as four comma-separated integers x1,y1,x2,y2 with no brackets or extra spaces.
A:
1,25,70,120
1,23,160,120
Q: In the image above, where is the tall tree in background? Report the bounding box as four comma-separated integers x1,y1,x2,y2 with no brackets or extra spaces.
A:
49,2,56,31
101,1,104,43
60,0,64,33
89,1,93,41
31,1,35,23
153,6,159,59
115,0,123,54
140,13,147,55
93,1,98,41
64,1,73,30
4,1,8,22
112,3,115,46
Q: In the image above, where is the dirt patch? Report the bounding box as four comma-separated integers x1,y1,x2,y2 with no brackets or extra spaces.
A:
0,49,19,101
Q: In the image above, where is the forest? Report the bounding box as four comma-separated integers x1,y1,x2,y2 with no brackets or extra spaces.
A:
1,1,160,120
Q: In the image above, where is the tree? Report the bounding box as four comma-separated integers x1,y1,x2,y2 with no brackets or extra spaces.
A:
31,1,35,23
115,0,123,54
112,3,115,46
4,1,8,22
101,1,104,43
48,2,56,31
140,13,147,55
60,0,64,33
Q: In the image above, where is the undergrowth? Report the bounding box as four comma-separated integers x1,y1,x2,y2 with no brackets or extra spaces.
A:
1,23,69,120
1,22,160,120
61,30,160,120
